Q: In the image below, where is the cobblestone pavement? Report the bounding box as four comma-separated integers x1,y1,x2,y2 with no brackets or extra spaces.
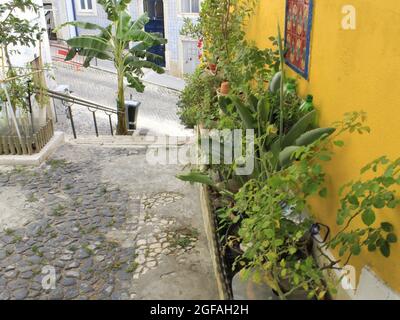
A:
0,144,218,300
53,64,193,137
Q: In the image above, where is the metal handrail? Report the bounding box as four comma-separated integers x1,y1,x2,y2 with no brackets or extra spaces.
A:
30,87,121,139
44,89,121,114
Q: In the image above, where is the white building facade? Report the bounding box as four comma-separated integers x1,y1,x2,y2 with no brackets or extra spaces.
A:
50,0,201,78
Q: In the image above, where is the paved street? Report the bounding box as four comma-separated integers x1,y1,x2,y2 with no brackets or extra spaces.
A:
0,63,217,300
52,63,193,137
0,144,218,300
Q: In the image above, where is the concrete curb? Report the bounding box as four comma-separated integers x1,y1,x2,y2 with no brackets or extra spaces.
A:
0,131,65,166
199,184,231,300
195,123,230,299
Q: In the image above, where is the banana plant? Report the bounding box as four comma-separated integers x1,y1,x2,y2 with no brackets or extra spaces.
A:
56,0,166,135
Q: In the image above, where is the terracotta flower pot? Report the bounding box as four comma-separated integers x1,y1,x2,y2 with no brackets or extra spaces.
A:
220,81,230,95
208,63,217,73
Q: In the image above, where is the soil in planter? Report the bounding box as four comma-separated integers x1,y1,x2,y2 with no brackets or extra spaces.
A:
209,189,245,298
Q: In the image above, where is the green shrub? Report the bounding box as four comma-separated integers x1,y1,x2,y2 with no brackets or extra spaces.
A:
177,68,220,128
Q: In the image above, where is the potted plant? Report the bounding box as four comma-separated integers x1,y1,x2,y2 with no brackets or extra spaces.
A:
220,81,230,96
208,61,218,74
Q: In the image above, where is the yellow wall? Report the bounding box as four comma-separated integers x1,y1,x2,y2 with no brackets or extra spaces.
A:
246,0,400,293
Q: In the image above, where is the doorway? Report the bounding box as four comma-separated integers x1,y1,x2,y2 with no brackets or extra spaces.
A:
43,2,57,40
143,0,166,67
182,40,199,74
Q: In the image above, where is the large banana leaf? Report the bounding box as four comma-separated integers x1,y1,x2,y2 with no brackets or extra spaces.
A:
130,49,164,62
82,25,113,67
129,41,164,62
116,0,131,11
126,29,167,45
98,0,118,21
126,74,145,92
124,58,164,74
66,36,112,53
129,41,154,52
65,48,78,61
116,11,132,40
123,14,150,42
79,49,112,62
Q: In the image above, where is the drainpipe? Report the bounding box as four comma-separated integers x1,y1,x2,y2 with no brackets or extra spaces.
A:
70,0,79,36
65,0,78,38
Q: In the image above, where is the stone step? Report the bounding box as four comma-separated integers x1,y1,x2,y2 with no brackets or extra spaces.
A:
65,135,194,147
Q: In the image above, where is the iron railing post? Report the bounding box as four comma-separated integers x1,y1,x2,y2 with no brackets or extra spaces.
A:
92,111,99,137
108,114,114,136
68,105,77,139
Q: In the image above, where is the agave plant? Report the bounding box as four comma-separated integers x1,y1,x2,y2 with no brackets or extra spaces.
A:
178,98,335,187
56,0,167,135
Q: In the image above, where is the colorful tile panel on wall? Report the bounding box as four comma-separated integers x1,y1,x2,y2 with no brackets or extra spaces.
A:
284,0,314,79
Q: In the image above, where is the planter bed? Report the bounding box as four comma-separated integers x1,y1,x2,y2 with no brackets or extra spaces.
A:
200,184,232,300
200,184,336,300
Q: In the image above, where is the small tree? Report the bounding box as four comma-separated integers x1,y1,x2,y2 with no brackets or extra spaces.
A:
0,0,43,65
59,0,166,135
0,0,43,111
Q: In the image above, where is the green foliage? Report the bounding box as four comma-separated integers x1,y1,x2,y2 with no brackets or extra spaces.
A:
0,68,33,113
225,96,335,176
56,1,166,134
60,13,165,92
232,157,328,299
216,111,373,300
176,170,215,188
177,68,221,128
329,157,400,259
176,1,398,301
226,42,278,98
180,17,202,39
0,0,44,113
0,0,43,49
199,0,258,75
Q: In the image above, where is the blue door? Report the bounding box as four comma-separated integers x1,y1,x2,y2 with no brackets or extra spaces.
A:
144,0,165,67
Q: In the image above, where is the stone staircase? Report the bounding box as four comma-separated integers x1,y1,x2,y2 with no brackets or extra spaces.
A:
65,134,194,148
